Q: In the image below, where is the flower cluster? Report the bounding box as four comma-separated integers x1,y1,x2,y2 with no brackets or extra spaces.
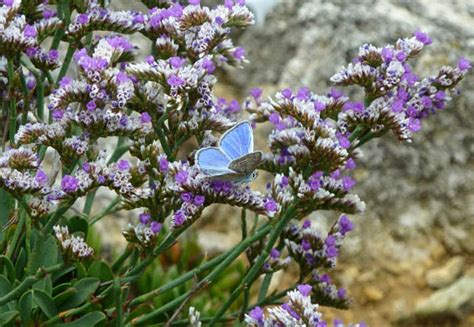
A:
53,225,94,261
245,284,364,327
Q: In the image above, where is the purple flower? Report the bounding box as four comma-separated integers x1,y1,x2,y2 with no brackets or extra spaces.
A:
391,100,404,113
339,215,353,235
59,76,73,88
248,306,264,322
228,100,240,112
302,220,311,229
181,192,193,203
139,213,151,224
189,0,200,5
320,274,331,283
167,74,185,87
118,160,130,171
173,210,186,226
61,175,79,193
24,25,37,38
337,135,350,149
48,50,59,61
86,100,97,111
325,235,336,247
4,0,13,6
194,195,205,206
342,176,356,191
201,58,216,74
345,158,356,170
150,221,162,234
264,199,278,212
329,88,343,99
250,87,262,100
35,170,48,186
408,117,421,132
297,284,312,296
26,78,36,90
337,287,346,299
43,9,55,19
77,14,89,25
414,30,432,45
458,56,472,71
281,88,292,99
232,47,245,60
396,51,407,62
175,170,188,184
314,100,325,112
159,158,169,172
82,162,91,172
133,14,144,24
326,246,338,258
282,303,300,320
169,56,186,69
381,47,393,62
140,112,152,123
145,55,155,65
296,87,310,100
97,175,106,184
301,239,311,251
52,109,64,120
270,248,280,259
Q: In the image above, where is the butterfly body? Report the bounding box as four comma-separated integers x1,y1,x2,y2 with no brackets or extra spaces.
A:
195,121,261,183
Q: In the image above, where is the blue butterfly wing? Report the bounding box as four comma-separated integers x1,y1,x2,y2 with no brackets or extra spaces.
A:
219,121,253,160
195,147,234,176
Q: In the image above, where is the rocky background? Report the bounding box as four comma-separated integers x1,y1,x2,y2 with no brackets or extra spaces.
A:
220,0,474,325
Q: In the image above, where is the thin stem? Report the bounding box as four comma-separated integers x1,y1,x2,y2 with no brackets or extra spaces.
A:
89,196,120,225
240,209,247,240
6,208,24,260
129,251,227,307
114,278,123,327
82,190,96,216
36,75,45,122
43,200,75,233
111,245,134,273
130,222,274,325
257,273,273,303
18,68,30,125
7,58,16,144
209,206,297,325
56,44,75,86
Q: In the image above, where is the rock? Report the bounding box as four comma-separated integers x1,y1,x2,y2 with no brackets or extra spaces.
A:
426,256,465,289
413,277,474,320
363,286,384,302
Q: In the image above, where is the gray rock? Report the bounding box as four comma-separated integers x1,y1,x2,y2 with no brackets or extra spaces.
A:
426,256,465,289
235,0,474,262
413,276,474,320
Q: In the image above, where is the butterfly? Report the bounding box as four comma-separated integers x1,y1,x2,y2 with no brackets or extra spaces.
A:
195,121,262,183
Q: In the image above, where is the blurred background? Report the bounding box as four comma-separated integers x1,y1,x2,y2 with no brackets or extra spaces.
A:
88,0,474,325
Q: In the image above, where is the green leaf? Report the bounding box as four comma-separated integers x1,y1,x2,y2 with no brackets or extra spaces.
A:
18,291,32,325
14,248,26,280
33,289,57,319
53,288,77,307
52,283,72,295
0,310,18,325
0,257,15,284
0,276,12,297
52,266,75,282
55,311,106,327
124,304,153,323
67,216,89,238
33,275,52,295
59,278,100,310
88,261,113,282
0,189,13,243
28,234,58,275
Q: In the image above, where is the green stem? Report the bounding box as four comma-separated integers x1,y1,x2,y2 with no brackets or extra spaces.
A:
89,196,121,225
6,210,24,259
240,209,247,240
18,69,30,125
257,273,273,303
129,251,227,307
0,263,63,306
43,200,75,233
209,206,297,326
36,75,45,122
111,245,133,273
154,113,173,160
56,44,75,86
130,222,274,325
7,58,16,144
114,278,123,327
82,190,96,216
